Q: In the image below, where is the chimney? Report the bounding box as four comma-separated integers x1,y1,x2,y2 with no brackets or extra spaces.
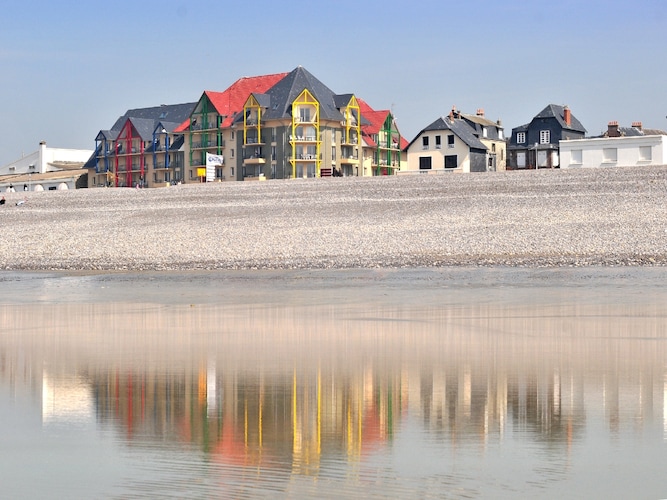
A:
563,105,571,126
449,105,456,121
632,121,643,131
39,140,47,173
607,121,620,137
476,108,485,117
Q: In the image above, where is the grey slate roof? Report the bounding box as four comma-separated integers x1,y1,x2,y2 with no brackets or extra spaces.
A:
260,66,345,122
252,93,272,109
96,130,116,141
534,104,587,133
109,102,196,132
125,117,157,141
406,116,487,151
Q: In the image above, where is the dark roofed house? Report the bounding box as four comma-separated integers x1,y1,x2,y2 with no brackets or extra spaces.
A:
405,107,505,173
507,104,586,169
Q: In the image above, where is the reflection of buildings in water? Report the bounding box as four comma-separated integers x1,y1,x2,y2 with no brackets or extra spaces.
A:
2,297,667,462
42,372,94,427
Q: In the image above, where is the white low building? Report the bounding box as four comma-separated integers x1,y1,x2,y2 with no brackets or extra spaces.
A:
560,122,667,168
0,141,92,191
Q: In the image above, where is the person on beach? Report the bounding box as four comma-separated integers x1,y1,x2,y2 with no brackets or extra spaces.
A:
0,196,5,205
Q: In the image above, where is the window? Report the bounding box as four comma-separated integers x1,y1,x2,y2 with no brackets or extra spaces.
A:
516,132,526,144
447,135,455,148
300,108,310,122
445,155,457,168
435,135,441,149
419,156,432,170
539,130,550,144
571,150,583,164
639,146,652,161
499,130,504,140
422,136,429,149
482,127,488,138
603,148,617,162
231,149,234,158
231,131,235,140
491,143,496,153
332,146,336,161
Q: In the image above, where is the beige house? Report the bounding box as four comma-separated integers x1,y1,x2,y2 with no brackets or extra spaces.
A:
404,108,505,174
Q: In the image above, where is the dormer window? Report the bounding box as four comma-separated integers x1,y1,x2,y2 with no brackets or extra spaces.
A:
516,132,526,144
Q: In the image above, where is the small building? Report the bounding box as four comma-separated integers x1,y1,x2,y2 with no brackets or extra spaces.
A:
0,141,92,191
560,121,667,168
508,104,586,169
404,107,505,174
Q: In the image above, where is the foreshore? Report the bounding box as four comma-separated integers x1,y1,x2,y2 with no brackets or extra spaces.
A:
1,167,666,271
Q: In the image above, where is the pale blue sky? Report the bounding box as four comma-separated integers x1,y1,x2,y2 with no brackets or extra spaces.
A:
1,0,666,165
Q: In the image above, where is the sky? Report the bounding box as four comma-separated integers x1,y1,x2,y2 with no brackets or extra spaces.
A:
1,0,666,166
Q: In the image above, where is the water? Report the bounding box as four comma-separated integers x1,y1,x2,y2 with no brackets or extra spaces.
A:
1,268,666,499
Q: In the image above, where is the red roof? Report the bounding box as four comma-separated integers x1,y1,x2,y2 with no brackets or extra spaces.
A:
174,72,288,132
358,98,409,149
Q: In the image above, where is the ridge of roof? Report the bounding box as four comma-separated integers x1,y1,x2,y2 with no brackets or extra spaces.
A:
407,116,487,151
534,103,587,133
262,66,344,121
110,102,196,132
205,72,288,127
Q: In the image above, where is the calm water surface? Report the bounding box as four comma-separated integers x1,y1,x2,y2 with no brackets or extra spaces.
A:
1,267,666,499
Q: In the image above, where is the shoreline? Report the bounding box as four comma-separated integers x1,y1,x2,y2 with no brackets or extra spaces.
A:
1,166,666,271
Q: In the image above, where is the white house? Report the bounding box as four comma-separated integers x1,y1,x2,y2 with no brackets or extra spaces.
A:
560,122,667,168
0,141,92,191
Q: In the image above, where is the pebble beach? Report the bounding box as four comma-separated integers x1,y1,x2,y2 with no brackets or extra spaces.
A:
1,166,666,271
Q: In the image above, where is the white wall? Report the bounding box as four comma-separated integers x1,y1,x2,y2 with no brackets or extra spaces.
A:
406,130,471,172
560,135,667,168
0,142,93,175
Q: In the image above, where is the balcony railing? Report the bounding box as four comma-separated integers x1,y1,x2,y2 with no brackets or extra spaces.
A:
289,135,318,142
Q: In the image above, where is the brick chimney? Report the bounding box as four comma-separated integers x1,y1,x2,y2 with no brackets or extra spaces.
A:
607,121,620,137
449,105,456,121
476,108,485,117
632,121,643,131
563,105,571,126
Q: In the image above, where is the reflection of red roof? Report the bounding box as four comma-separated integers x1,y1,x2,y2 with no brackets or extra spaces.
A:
174,73,288,132
361,405,387,454
212,415,270,467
